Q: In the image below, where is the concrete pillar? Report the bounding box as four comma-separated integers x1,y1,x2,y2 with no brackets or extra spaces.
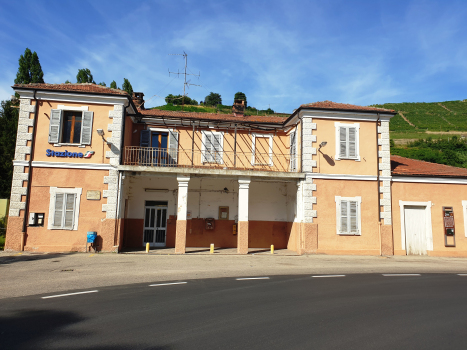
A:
175,174,190,254
237,177,250,254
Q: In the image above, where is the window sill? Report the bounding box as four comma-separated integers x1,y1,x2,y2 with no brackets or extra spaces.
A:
335,157,361,162
53,143,86,148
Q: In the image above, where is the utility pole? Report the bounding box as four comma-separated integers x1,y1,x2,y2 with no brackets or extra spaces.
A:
168,52,200,110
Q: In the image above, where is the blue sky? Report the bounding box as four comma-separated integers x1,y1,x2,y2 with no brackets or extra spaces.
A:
0,0,466,113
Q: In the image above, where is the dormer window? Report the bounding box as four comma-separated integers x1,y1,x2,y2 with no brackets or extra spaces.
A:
48,108,93,146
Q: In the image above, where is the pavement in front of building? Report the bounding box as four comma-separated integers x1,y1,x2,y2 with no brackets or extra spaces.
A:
2,251,467,299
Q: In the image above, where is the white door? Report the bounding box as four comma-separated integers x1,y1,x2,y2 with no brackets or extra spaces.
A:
143,202,168,247
404,206,427,255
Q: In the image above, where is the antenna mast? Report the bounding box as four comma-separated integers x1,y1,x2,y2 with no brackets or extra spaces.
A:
168,52,200,110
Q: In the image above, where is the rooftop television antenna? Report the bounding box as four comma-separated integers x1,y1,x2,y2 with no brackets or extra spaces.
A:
168,52,201,110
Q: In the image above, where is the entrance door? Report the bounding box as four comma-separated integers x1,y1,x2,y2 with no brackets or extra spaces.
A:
151,132,168,166
404,206,427,255
143,201,168,247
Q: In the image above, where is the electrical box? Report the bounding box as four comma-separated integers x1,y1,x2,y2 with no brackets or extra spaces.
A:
232,224,237,235
443,206,456,247
205,218,215,230
28,213,45,227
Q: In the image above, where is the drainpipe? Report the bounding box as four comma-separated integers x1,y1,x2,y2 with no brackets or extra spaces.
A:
376,113,382,255
21,90,38,250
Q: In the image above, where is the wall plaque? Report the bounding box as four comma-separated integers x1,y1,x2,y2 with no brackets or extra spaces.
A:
87,190,101,200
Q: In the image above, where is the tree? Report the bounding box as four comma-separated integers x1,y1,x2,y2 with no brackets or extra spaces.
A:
165,94,198,105
65,80,71,84
14,48,45,85
204,92,222,106
122,78,133,96
110,80,118,89
76,68,95,84
234,92,247,107
0,100,19,198
98,82,106,86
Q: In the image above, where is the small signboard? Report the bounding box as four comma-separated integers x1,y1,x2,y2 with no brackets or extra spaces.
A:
443,206,455,247
86,190,101,200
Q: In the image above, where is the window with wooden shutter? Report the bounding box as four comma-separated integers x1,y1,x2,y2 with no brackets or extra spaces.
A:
202,131,223,164
49,109,63,143
48,187,82,230
168,130,179,165
48,108,94,145
290,130,297,171
80,111,93,145
335,123,360,161
336,196,361,235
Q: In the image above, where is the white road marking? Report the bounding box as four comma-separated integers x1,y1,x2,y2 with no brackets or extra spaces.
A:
457,274,467,276
236,277,270,280
382,274,421,277
149,282,187,287
312,275,346,278
42,290,98,299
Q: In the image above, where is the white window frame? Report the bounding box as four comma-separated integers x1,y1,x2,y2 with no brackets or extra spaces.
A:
251,133,273,166
398,200,433,251
462,201,467,237
201,131,224,164
48,187,82,230
51,106,92,147
334,122,360,161
335,196,362,235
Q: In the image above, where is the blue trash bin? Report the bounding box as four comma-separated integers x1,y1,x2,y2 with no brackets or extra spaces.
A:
87,232,97,244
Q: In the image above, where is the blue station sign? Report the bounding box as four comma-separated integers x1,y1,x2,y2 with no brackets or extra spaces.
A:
46,149,95,159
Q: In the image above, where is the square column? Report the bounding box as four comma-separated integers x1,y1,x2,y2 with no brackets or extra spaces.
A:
175,174,190,254
237,177,250,254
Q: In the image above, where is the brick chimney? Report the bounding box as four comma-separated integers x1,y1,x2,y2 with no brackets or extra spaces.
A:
132,92,145,110
233,99,245,117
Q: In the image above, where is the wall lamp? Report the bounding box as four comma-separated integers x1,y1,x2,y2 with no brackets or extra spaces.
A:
96,129,110,145
318,141,327,151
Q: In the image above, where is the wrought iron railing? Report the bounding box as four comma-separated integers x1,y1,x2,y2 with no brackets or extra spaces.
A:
124,147,300,172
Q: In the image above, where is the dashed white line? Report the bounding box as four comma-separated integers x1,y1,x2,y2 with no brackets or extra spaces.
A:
236,277,270,280
382,274,421,277
149,282,187,287
42,290,98,299
312,275,346,278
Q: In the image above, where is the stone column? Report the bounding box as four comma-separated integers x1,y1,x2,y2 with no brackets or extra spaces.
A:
237,177,250,254
175,174,190,254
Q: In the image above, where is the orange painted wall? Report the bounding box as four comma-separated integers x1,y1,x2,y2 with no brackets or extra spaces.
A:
33,101,114,164
313,119,378,175
24,167,114,252
313,178,381,255
392,182,467,256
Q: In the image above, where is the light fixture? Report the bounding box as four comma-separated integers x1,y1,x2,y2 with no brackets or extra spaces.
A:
318,141,327,151
96,129,110,144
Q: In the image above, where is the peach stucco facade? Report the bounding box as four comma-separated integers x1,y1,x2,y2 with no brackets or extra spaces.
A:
5,84,467,258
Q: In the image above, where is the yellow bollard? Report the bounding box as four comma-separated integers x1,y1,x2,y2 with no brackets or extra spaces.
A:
271,245,274,254
210,243,214,254
146,242,150,253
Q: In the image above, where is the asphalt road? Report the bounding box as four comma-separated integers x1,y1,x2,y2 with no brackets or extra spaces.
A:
2,273,467,349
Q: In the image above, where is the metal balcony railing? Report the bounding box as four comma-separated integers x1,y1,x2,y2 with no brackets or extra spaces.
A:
124,147,300,173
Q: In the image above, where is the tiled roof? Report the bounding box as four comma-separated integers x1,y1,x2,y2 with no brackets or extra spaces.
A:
13,83,129,96
391,155,467,178
139,109,286,124
301,101,395,113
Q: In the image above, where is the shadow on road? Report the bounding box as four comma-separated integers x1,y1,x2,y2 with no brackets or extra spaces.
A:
0,309,173,350
0,253,78,266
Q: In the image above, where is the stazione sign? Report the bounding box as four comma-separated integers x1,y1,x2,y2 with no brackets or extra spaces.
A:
46,149,95,159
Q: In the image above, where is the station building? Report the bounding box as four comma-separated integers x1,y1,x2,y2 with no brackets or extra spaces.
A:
5,83,467,256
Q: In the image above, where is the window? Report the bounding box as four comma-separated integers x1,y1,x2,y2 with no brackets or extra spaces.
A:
335,122,360,161
335,196,361,235
202,131,223,164
252,134,273,166
48,108,93,145
48,187,82,230
290,130,297,171
139,129,179,166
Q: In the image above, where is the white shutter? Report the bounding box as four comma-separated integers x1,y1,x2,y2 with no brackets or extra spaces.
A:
203,132,213,162
64,193,76,229
168,130,179,165
348,128,356,158
350,201,358,233
213,133,222,163
340,200,348,234
339,127,347,158
53,193,64,228
290,131,296,171
80,111,94,145
49,109,62,143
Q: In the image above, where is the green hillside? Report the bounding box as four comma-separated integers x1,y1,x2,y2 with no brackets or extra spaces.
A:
152,104,287,117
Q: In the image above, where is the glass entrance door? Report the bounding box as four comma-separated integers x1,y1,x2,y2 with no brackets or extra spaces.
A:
143,201,168,247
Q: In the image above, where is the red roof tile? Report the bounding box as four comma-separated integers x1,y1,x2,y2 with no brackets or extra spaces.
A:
301,101,395,113
140,109,286,124
391,155,467,178
13,83,129,96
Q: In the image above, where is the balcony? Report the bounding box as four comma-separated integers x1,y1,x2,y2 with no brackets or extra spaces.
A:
123,146,300,173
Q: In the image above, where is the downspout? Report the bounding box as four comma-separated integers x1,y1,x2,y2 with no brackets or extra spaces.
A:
376,113,382,256
21,90,38,250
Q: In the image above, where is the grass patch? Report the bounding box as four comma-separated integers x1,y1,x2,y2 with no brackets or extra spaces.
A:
0,217,6,250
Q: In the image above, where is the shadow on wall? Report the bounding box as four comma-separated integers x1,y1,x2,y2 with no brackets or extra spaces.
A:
0,309,174,350
323,154,335,166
